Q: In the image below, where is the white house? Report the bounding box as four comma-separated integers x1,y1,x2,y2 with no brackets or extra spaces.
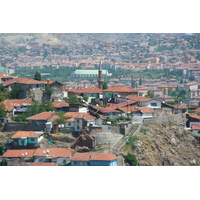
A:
126,96,161,108
191,125,200,136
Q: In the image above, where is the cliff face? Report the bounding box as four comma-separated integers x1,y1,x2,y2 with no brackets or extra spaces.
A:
135,120,200,166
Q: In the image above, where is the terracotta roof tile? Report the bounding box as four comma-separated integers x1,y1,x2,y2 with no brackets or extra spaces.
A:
103,85,138,93
52,101,69,108
2,149,35,158
1,99,33,111
11,131,43,139
68,86,103,94
3,77,44,86
64,112,96,121
192,124,200,130
126,96,153,102
70,152,117,161
33,148,72,158
26,112,55,121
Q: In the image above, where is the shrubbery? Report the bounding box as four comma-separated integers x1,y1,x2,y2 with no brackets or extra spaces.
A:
125,153,138,166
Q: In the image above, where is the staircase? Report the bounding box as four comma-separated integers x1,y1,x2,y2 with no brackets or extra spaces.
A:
110,123,143,165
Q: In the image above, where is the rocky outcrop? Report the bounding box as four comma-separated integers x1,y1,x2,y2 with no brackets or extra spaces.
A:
134,119,200,166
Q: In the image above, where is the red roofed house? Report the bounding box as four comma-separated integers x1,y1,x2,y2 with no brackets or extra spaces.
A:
103,85,138,103
117,106,153,120
173,103,188,114
0,99,33,116
52,101,69,112
191,124,200,136
33,148,72,165
3,77,44,92
64,112,97,132
26,111,56,126
0,73,14,83
10,131,44,148
70,152,118,166
42,80,64,101
2,149,35,166
68,86,103,103
126,96,161,108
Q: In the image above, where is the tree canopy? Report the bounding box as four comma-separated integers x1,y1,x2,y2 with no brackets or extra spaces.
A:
34,71,42,81
0,104,7,118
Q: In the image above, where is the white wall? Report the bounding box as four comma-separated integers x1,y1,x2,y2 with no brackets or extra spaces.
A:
192,130,200,136
139,100,161,108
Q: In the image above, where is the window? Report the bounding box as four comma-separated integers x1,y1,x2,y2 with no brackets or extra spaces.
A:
31,138,35,141
198,130,200,134
151,103,157,106
68,122,71,126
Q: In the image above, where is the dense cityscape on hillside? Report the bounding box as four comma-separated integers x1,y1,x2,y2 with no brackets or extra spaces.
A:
1,33,200,166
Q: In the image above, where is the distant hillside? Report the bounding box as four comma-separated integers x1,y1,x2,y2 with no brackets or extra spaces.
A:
0,33,184,46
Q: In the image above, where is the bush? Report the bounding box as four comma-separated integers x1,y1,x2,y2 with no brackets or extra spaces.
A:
125,153,138,166
107,117,117,125
126,136,138,150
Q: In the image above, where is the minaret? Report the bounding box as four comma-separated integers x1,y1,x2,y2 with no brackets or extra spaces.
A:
97,60,103,89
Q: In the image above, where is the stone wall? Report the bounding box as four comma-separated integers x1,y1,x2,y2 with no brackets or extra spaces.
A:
143,113,186,126
3,122,45,132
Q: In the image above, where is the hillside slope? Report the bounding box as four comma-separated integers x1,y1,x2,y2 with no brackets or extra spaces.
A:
0,33,183,46
123,115,200,166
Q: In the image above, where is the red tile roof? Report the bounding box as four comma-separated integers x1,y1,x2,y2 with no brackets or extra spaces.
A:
11,131,43,139
106,101,137,110
0,99,33,111
192,125,200,130
33,148,72,158
2,149,35,158
64,112,96,121
52,101,69,108
118,106,152,113
68,86,103,94
3,77,44,86
0,73,14,79
92,106,121,113
126,96,153,102
26,112,55,121
103,85,138,93
174,103,188,109
70,152,118,161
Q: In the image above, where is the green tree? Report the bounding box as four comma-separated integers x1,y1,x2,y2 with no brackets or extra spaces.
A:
102,81,108,90
139,78,143,85
166,101,176,105
0,104,7,117
10,84,21,99
34,71,42,81
55,111,68,125
131,77,135,88
38,102,55,113
44,85,53,95
145,91,154,98
125,153,138,166
83,95,89,102
0,145,5,156
0,91,10,102
66,95,80,103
